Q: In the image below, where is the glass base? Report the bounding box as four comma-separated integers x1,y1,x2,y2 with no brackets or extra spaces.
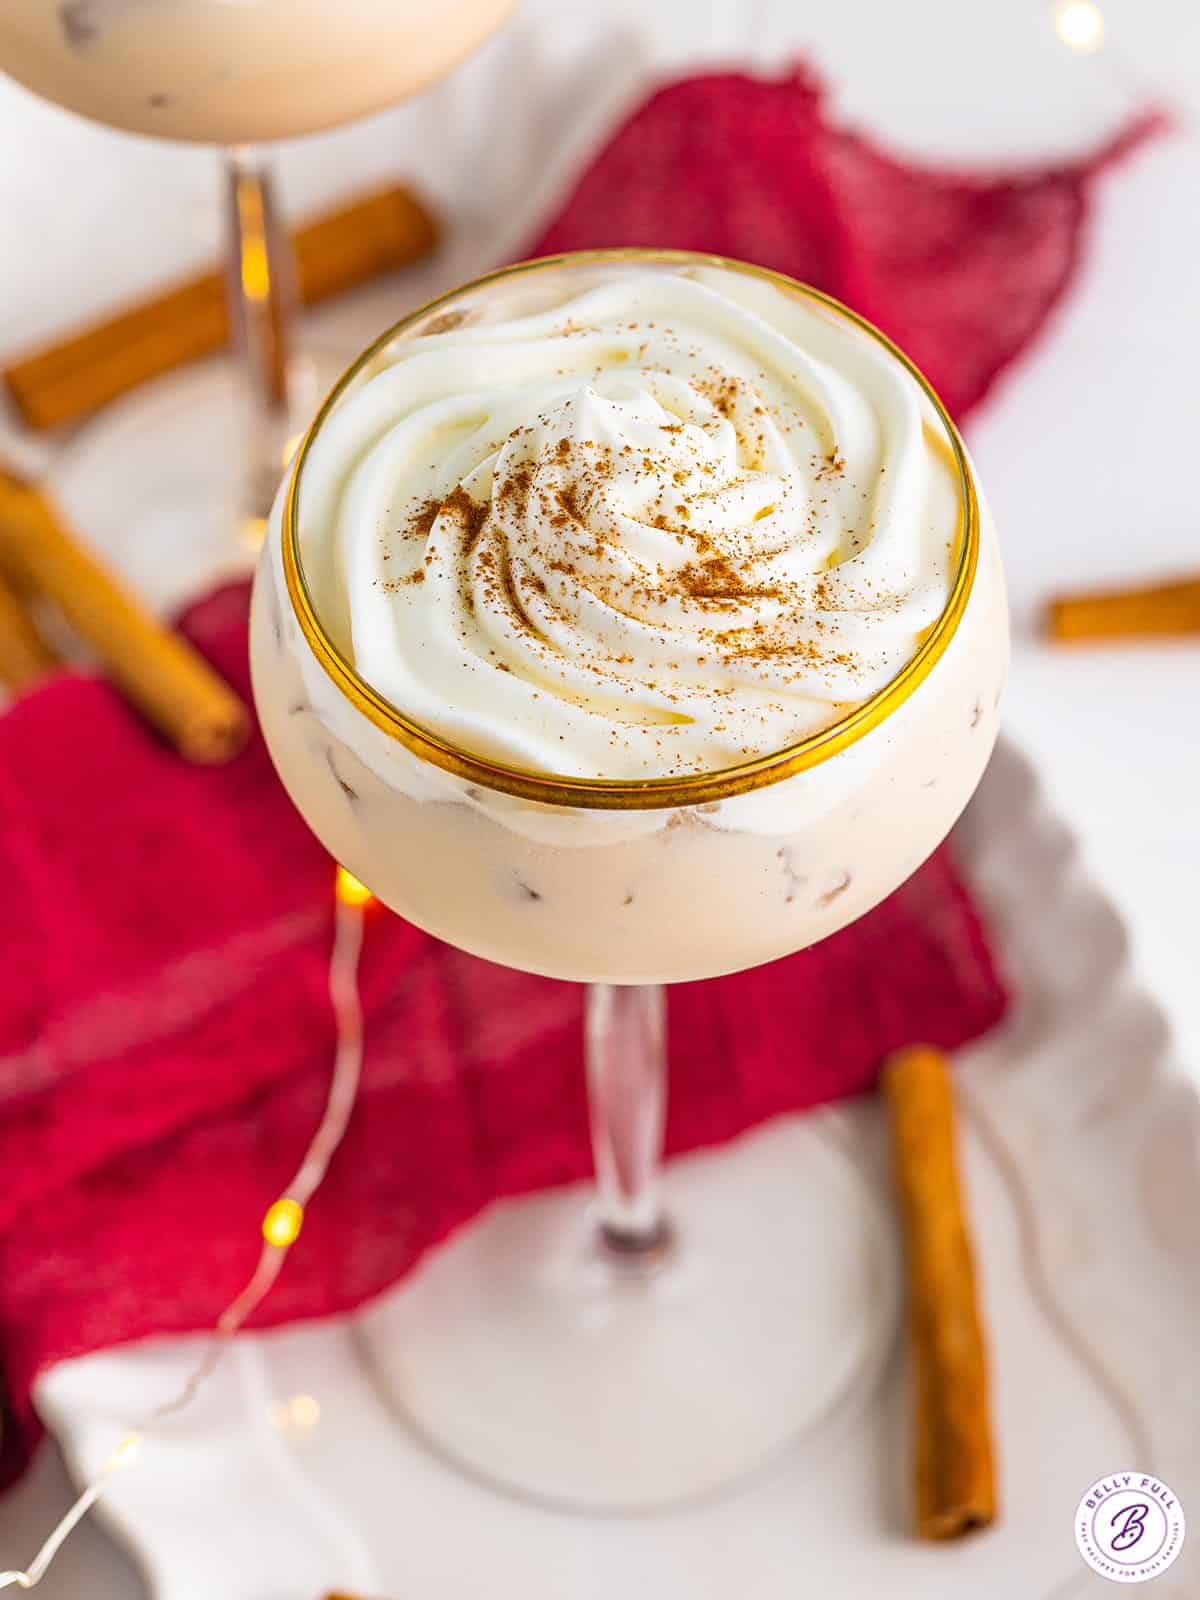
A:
353,1114,900,1513
45,350,342,615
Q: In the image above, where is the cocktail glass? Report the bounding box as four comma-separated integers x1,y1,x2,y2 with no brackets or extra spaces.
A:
0,0,516,589
253,249,1008,1511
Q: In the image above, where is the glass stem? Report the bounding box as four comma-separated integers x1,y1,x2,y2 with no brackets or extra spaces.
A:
222,146,298,534
585,983,672,1259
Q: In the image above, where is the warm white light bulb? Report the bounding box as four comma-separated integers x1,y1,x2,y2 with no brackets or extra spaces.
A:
105,1433,142,1472
262,1196,304,1246
271,1393,322,1435
289,1393,321,1429
240,514,268,550
1054,0,1105,52
336,865,374,907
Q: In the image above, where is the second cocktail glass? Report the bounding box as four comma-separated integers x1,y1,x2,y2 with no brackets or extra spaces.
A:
0,0,517,564
251,250,1008,1510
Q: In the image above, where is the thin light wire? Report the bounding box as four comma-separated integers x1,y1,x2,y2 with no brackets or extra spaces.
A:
0,876,368,1591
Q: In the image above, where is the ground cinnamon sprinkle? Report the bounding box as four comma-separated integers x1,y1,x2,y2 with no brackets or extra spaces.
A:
675,553,783,605
557,481,583,525
402,496,442,540
497,460,535,523
698,373,741,420
372,350,883,752
498,550,540,640
442,484,489,554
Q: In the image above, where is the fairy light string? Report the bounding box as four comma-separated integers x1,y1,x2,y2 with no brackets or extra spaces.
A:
0,864,372,1592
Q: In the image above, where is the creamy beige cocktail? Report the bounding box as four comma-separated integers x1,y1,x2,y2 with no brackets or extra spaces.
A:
0,0,516,142
250,253,1007,984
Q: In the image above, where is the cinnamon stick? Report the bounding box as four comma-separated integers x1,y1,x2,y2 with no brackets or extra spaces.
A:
4,182,438,431
882,1045,996,1541
0,465,248,762
1046,574,1200,642
0,565,58,693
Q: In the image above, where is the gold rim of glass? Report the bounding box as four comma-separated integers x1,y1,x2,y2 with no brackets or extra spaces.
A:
282,247,979,811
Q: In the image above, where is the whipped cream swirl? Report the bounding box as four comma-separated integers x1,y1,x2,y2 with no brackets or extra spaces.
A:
300,265,960,779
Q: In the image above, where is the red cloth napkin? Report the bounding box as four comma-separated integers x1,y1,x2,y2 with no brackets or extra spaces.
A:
0,65,1160,1485
529,66,1165,416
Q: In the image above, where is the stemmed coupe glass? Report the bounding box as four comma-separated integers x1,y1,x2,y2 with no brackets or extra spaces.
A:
249,250,1009,1510
0,0,517,577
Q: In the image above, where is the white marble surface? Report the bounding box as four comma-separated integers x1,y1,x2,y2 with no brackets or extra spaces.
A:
0,0,1197,1594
